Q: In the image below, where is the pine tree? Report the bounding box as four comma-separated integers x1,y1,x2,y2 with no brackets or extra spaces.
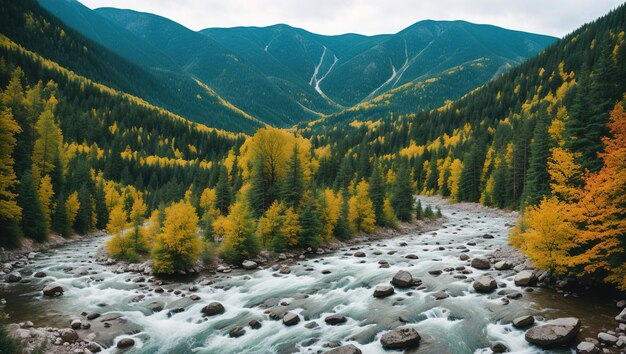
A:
459,141,486,202
424,205,434,219
522,112,552,206
74,185,94,234
415,199,423,220
52,192,71,237
298,191,323,249
248,154,272,217
348,180,376,233
391,161,414,222
281,144,305,209
152,201,202,273
368,160,386,225
37,174,54,227
94,181,109,230
334,190,351,240
17,171,47,242
220,198,259,263
31,107,62,182
0,107,22,247
215,167,232,215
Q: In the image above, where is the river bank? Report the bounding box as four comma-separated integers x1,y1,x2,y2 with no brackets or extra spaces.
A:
2,196,624,353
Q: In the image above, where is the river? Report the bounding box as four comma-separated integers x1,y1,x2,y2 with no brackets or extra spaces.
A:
0,197,619,353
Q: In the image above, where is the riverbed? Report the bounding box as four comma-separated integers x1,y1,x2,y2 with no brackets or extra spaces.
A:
0,197,620,353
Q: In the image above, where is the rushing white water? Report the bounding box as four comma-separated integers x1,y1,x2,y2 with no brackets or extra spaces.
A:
2,197,595,353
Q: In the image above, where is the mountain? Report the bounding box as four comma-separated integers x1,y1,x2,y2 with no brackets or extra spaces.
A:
201,21,556,108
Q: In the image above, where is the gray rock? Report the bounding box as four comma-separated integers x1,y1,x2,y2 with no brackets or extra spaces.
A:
576,341,599,354
491,342,508,353
354,251,366,257
431,291,449,300
86,312,100,320
514,270,537,286
6,271,21,282
70,319,82,329
279,266,291,274
229,326,245,337
59,328,78,343
201,302,225,316
249,319,262,329
524,317,581,347
616,308,626,323
597,332,618,345
459,254,470,261
380,327,421,349
325,314,347,325
42,282,64,297
617,300,626,308
242,260,258,270
33,271,46,278
373,285,394,298
117,337,135,349
494,261,512,270
473,275,497,293
471,258,491,270
325,344,362,354
391,270,413,288
513,315,535,328
86,342,102,353
283,312,300,326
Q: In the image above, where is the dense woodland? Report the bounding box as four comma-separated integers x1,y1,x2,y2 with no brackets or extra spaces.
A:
0,0,624,292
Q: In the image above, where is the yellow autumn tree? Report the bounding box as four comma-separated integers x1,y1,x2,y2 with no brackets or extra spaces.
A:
65,191,80,227
152,201,201,274
0,108,21,225
256,201,283,248
37,175,54,226
106,205,130,259
278,206,301,252
569,102,626,289
510,197,578,274
547,147,582,202
321,188,342,241
220,198,259,263
31,106,63,182
382,197,398,228
348,180,376,233
447,159,464,201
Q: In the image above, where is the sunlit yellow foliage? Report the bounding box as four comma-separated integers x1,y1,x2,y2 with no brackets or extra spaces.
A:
321,189,342,240
256,201,283,248
547,147,581,202
37,175,54,226
510,197,578,274
152,201,201,274
348,180,376,233
66,191,80,226
447,159,464,202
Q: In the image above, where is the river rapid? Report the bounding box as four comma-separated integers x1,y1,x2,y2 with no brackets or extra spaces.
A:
0,197,619,353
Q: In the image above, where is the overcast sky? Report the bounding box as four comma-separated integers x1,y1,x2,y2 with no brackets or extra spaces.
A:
79,0,623,38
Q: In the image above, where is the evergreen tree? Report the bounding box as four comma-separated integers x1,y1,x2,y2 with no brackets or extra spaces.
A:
281,145,305,209
424,205,434,219
17,170,47,242
334,157,353,191
415,199,423,220
94,181,108,230
368,160,385,225
215,167,232,215
333,190,351,240
52,192,71,237
298,191,323,249
391,160,414,222
521,112,552,206
459,141,486,202
74,185,94,234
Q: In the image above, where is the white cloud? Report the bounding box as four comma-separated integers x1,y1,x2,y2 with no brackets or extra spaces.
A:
79,0,623,37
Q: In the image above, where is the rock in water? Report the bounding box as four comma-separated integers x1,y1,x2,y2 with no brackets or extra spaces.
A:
324,314,347,325
283,312,300,326
597,332,618,345
525,317,581,347
242,260,258,270
471,258,491,269
576,341,599,354
514,270,537,286
229,326,245,337
117,337,135,348
59,328,78,343
391,270,413,287
380,327,421,349
473,275,497,293
201,302,225,316
513,315,535,328
42,283,64,297
373,285,395,298
616,308,626,323
6,271,22,282
325,344,362,354
494,261,512,270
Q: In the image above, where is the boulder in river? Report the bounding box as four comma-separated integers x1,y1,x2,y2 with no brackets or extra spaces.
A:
597,332,618,345
249,319,262,329
576,341,599,354
325,314,347,325
615,307,626,323
326,344,363,354
380,327,421,349
494,261,512,270
373,285,394,298
201,302,225,316
70,319,82,329
513,315,535,328
524,317,581,347
459,254,470,261
325,344,362,354
514,270,537,286
59,328,78,343
473,275,497,293
354,251,366,257
42,282,63,297
117,337,135,349
6,271,21,282
431,291,449,300
471,258,491,270
242,260,258,270
33,271,46,278
491,343,508,353
391,270,414,288
229,326,245,337
283,312,300,326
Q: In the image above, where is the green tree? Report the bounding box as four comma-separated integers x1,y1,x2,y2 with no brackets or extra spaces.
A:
215,166,232,215
17,171,47,242
368,160,386,225
298,191,323,249
522,112,552,206
391,161,414,222
52,192,71,237
281,144,305,209
74,185,94,234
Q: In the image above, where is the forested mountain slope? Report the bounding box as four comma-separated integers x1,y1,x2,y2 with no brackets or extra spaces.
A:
2,0,261,133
